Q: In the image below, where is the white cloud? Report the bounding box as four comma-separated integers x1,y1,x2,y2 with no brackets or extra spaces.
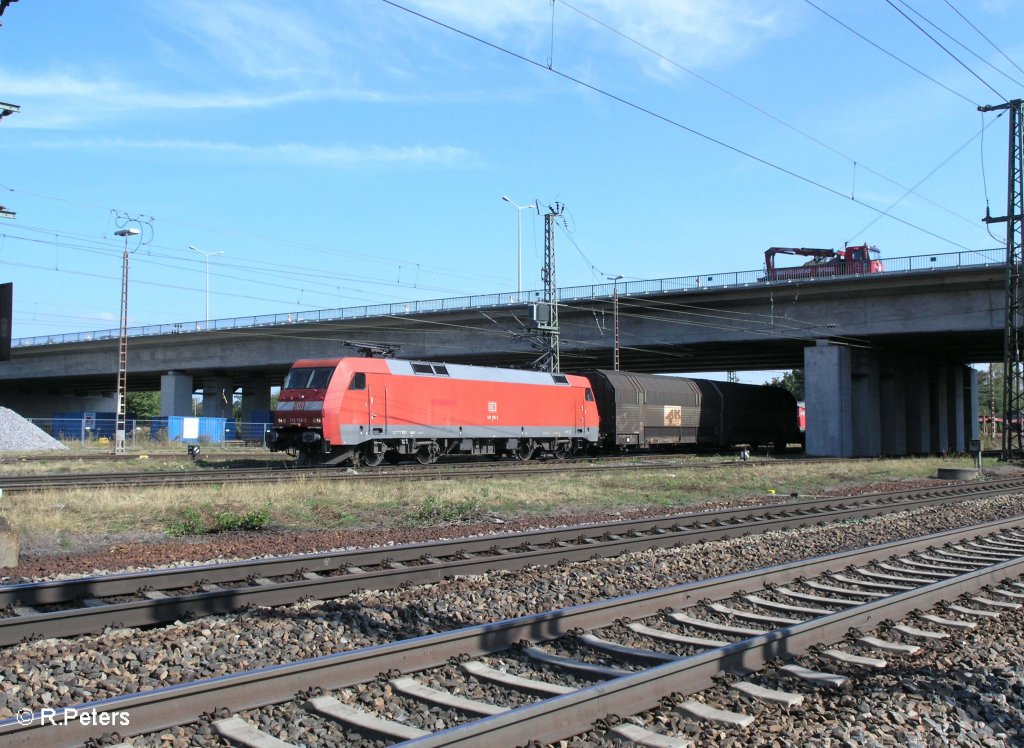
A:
22,136,477,168
0,68,439,129
147,0,338,85
406,0,792,73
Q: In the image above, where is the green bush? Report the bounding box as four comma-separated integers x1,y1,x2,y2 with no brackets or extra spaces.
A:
165,502,271,536
165,506,204,537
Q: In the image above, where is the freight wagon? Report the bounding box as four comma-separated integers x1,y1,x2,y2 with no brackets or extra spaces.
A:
582,370,802,451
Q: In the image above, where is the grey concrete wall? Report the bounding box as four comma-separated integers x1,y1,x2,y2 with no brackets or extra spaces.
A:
0,388,116,418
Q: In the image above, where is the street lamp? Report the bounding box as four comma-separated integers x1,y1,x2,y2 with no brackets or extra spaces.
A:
188,245,224,329
607,274,623,371
114,227,141,454
501,196,537,300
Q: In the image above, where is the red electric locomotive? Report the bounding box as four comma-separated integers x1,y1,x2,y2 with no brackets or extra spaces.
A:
265,357,599,466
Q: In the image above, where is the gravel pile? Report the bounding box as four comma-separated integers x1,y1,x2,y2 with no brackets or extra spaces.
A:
1,494,1023,744
0,407,67,452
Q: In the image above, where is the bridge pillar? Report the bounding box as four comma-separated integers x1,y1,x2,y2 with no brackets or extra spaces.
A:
905,363,931,454
805,344,977,457
804,341,853,457
948,366,965,453
160,371,194,417
240,378,272,429
850,350,881,457
202,377,234,419
930,366,949,454
879,360,907,456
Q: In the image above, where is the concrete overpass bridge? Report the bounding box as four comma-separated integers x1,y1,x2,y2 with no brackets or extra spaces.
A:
0,249,1005,457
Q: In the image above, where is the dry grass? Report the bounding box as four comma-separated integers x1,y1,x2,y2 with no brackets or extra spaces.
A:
0,455,993,550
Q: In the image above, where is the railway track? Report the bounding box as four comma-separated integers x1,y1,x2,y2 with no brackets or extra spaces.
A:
4,515,1022,747
0,452,809,493
2,477,1022,647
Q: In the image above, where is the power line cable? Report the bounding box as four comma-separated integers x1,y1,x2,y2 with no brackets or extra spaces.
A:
381,0,977,252
0,182,510,287
883,0,1006,102
556,0,982,232
801,0,980,107
943,0,1024,78
892,0,1024,89
848,111,1003,243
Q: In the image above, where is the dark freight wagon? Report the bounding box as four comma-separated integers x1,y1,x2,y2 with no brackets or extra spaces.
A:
581,370,801,451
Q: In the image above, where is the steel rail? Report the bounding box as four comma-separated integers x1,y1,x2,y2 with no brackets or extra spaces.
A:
1,516,1022,747
2,478,1021,645
409,535,1024,747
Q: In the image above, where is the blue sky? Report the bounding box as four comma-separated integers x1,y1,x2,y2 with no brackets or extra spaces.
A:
0,0,1020,379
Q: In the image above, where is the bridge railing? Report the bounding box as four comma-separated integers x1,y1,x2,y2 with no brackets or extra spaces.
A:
12,248,1006,348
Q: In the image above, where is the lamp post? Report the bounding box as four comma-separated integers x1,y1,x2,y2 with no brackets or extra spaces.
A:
501,196,537,301
608,274,623,371
114,227,140,454
188,245,224,329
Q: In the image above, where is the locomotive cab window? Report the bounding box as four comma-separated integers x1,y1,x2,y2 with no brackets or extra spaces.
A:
283,366,335,390
585,388,595,402
348,372,367,390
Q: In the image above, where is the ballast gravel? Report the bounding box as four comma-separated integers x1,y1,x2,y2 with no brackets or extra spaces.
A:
0,407,67,452
1,494,1024,746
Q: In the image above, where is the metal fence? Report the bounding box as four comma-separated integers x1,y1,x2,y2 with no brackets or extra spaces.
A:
12,248,1005,348
29,418,272,447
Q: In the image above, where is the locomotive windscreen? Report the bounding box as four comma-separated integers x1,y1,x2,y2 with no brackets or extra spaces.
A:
283,366,334,389
0,283,10,362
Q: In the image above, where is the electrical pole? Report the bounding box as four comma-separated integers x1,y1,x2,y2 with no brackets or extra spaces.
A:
607,275,623,370
981,99,1023,461
113,227,140,453
536,203,562,373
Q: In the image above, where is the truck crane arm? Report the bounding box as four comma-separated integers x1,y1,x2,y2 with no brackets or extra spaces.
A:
764,247,836,274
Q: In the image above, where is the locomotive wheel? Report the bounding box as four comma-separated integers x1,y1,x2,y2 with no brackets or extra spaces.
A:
515,442,535,461
552,444,568,460
415,445,437,465
362,445,386,467
296,451,322,467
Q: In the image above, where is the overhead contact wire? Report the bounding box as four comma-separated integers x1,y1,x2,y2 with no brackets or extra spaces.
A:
380,0,977,253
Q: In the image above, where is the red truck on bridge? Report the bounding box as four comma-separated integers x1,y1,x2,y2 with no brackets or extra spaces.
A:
762,245,883,282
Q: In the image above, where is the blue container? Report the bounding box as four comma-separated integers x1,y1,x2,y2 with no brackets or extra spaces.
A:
164,416,227,444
